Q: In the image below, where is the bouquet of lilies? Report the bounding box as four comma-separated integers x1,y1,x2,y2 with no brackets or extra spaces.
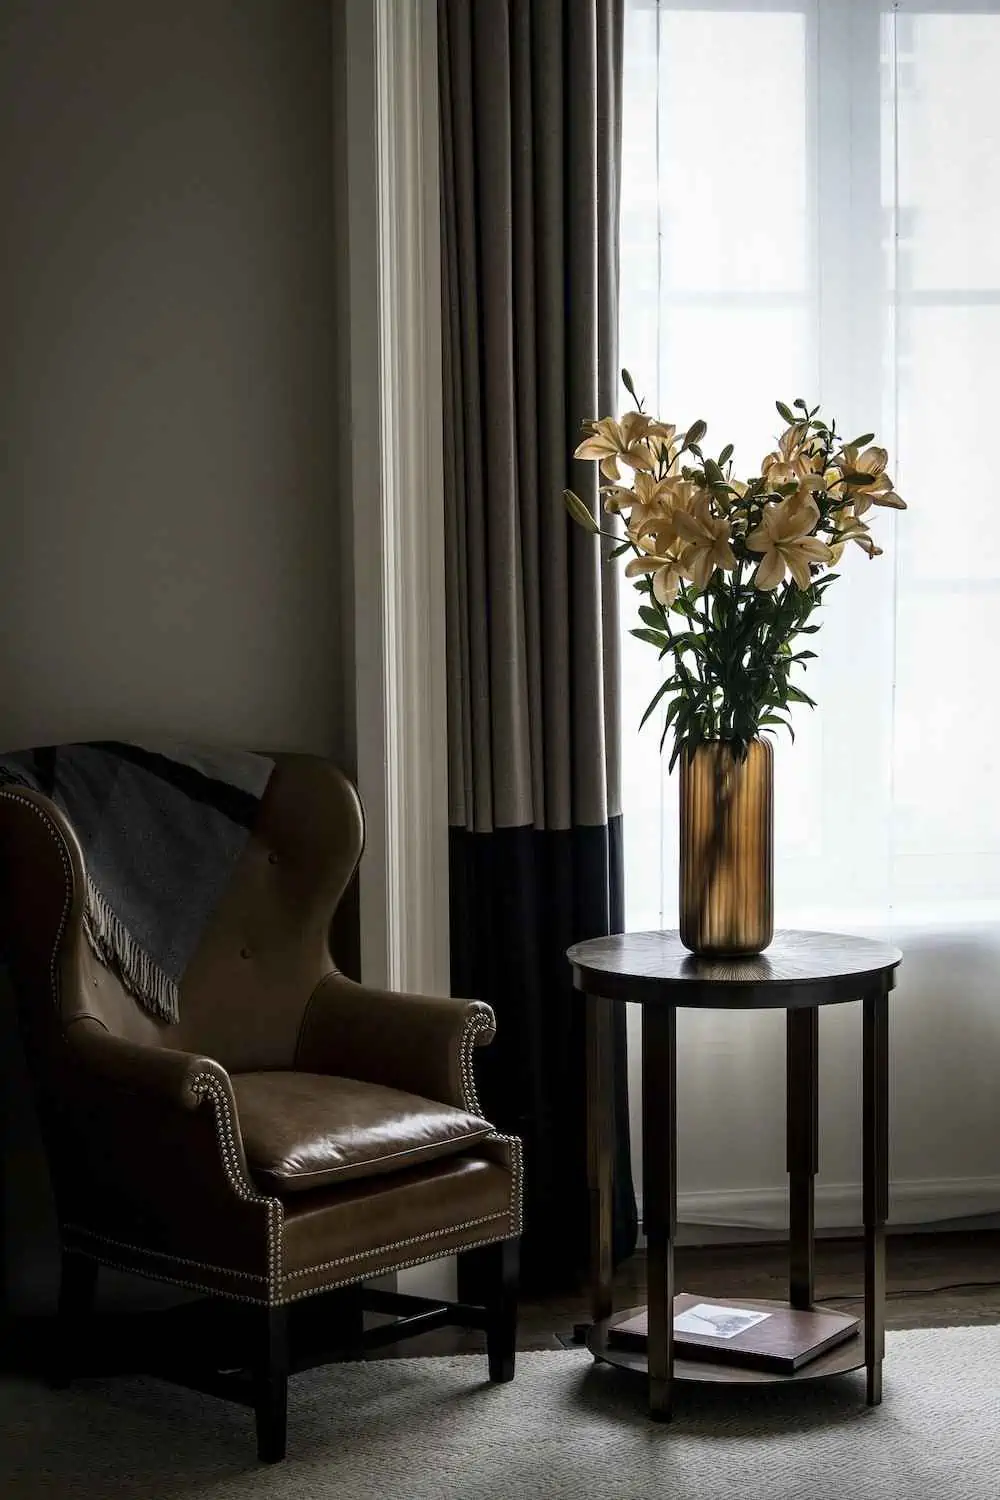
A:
565,373,905,768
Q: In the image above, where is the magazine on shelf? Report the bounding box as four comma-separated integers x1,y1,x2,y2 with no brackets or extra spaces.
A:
607,1293,860,1373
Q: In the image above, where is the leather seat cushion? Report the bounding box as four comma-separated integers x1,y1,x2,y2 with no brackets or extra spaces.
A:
231,1071,494,1193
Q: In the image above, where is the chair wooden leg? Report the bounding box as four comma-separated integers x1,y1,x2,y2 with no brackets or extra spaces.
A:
485,1238,519,1384
48,1251,98,1389
253,1306,289,1464
339,1284,365,1360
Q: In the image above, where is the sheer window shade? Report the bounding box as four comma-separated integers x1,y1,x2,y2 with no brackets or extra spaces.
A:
617,0,1000,1226
620,0,1000,937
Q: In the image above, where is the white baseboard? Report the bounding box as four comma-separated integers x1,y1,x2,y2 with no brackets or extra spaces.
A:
635,1176,1000,1238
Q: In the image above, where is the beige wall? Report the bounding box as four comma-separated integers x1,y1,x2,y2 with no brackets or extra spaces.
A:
0,0,354,1309
0,0,353,765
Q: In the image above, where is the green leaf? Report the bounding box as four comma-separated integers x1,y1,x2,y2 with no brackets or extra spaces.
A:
785,685,817,707
846,432,875,448
639,604,665,630
662,698,691,755
609,539,631,558
638,677,675,731
658,695,685,736
630,627,670,648
776,400,796,424
759,714,795,743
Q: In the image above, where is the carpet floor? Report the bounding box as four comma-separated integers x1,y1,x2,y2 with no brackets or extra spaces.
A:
3,1328,999,1500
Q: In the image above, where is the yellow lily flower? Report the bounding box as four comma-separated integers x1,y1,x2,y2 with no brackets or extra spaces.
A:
670,492,737,588
760,457,799,490
827,504,883,562
624,540,689,607
605,469,672,519
746,494,833,590
644,419,680,469
837,445,906,515
575,412,656,482
761,424,827,494
632,477,700,547
628,483,693,556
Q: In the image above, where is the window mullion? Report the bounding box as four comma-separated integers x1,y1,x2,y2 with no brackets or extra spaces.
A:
814,0,884,425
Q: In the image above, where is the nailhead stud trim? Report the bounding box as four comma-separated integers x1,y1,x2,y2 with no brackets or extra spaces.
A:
64,1250,272,1305
278,1227,521,1305
189,1073,283,1298
459,1006,495,1116
487,1131,525,1236
281,1209,507,1282
63,1225,267,1282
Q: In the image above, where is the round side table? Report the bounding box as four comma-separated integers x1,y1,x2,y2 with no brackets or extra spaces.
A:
567,929,902,1421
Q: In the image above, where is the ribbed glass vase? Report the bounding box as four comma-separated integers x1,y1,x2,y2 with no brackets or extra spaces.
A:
678,738,774,957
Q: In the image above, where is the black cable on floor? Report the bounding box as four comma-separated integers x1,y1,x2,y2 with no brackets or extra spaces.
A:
817,1279,1000,1302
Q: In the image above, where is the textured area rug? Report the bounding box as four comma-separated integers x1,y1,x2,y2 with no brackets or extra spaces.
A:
3,1328,999,1499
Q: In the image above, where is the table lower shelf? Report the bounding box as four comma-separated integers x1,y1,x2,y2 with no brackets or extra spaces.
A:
586,1299,868,1387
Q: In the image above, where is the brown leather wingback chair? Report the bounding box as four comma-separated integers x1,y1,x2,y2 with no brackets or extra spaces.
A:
0,752,522,1462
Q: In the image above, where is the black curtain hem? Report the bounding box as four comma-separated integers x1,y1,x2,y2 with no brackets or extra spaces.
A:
450,815,637,1296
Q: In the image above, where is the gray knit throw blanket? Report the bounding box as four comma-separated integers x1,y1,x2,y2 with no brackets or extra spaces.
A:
0,742,275,1023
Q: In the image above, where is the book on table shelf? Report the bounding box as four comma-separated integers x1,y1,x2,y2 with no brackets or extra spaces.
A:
607,1293,860,1374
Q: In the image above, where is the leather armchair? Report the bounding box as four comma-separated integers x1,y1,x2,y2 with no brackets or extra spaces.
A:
0,753,522,1462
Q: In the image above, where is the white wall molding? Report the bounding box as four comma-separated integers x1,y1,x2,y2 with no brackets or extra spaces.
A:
634,1177,1000,1242
344,0,448,998
342,0,451,1301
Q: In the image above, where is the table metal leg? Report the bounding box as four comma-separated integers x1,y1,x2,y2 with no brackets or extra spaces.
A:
586,994,615,1328
863,987,889,1405
642,1003,677,1422
786,1006,819,1309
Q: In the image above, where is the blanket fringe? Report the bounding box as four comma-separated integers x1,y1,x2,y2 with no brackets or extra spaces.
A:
83,879,179,1024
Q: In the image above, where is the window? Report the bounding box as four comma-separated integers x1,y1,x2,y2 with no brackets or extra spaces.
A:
619,0,1000,1225
619,0,1000,936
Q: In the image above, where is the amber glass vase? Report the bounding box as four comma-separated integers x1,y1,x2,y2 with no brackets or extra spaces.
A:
678,737,774,957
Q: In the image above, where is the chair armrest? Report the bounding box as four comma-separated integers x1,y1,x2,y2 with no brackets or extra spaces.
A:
295,972,496,1114
67,1021,225,1110
57,1020,277,1293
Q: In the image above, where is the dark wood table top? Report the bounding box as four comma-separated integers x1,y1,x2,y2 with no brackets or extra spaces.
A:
567,929,902,1009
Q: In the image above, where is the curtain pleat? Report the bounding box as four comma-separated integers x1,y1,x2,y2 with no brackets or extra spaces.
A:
440,0,636,1292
